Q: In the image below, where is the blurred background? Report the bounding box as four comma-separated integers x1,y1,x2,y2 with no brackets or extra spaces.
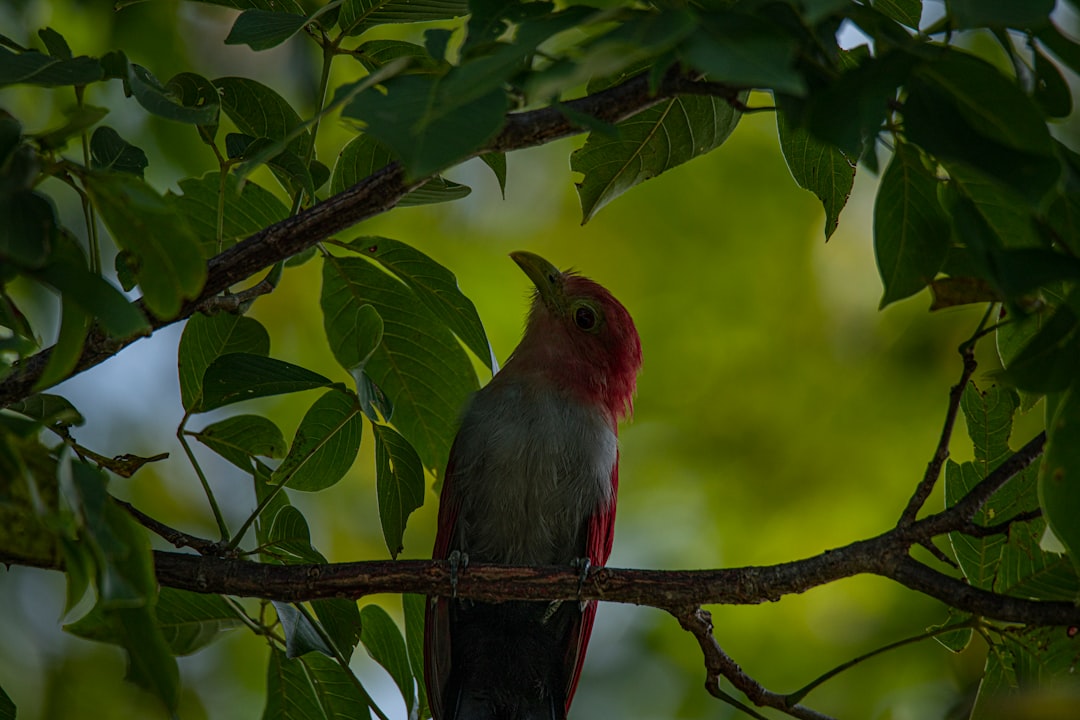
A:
0,1,1070,718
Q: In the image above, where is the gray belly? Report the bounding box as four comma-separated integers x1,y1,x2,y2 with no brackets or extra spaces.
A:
448,379,617,566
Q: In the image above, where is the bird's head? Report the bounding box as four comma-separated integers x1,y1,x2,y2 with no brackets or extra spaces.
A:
508,251,642,423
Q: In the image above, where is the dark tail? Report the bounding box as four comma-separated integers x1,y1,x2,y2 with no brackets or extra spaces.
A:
442,601,578,720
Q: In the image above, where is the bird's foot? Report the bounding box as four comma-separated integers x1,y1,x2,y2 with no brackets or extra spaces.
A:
448,550,469,599
571,557,592,602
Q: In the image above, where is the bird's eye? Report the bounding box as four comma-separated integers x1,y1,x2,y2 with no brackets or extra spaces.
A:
574,305,597,331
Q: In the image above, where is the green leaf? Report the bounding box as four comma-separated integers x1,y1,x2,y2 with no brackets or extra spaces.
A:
402,593,428,720
38,27,72,59
192,414,286,472
0,189,56,269
351,39,450,75
312,598,362,661
342,236,495,370
330,134,471,207
873,143,950,307
266,505,327,564
83,172,207,319
35,298,90,391
872,0,922,28
480,152,507,197
949,167,1043,250
6,393,84,428
215,76,311,159
947,0,1054,30
1000,298,1080,393
30,256,149,340
226,10,310,50
1041,385,1080,576
169,172,289,257
321,254,477,473
341,72,509,178
339,0,469,36
263,647,321,719
156,588,243,655
904,51,1059,204
129,64,219,124
682,12,805,95
89,126,148,176
573,93,744,223
304,651,380,719
359,604,414,713
178,312,271,412
776,108,855,240
946,459,1004,589
166,72,221,143
373,424,425,558
200,353,334,412
65,462,179,710
0,47,102,87
1033,43,1072,119
272,389,363,492
274,602,336,659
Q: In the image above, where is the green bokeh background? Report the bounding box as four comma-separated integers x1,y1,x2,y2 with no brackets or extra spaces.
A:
0,1,1056,718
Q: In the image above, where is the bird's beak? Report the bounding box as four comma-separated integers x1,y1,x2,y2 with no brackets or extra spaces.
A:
510,251,564,310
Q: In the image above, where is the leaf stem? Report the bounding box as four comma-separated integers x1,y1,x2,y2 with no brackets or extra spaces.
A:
178,411,231,542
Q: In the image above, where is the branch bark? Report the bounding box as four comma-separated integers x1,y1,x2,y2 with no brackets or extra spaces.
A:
0,70,732,409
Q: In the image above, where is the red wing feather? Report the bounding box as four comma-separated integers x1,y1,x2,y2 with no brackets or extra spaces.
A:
425,449,463,720
564,454,619,710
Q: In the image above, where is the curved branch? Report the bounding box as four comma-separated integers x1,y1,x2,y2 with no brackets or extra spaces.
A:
0,71,737,408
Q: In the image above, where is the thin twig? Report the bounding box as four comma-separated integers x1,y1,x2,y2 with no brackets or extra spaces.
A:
676,607,836,720
899,313,984,525
114,499,224,555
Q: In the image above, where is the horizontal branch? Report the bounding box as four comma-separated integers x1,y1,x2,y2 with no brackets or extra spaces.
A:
0,71,737,408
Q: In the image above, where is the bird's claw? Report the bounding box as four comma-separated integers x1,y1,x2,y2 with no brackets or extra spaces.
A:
448,550,469,599
572,557,592,602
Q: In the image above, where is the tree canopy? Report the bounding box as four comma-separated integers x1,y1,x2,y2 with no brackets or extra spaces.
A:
1,0,1080,718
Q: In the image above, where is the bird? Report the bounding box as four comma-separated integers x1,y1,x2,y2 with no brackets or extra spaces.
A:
424,251,642,720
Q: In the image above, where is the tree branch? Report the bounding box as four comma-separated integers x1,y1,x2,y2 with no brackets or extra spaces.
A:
0,71,741,409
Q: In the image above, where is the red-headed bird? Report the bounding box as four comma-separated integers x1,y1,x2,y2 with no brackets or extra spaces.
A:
425,251,642,720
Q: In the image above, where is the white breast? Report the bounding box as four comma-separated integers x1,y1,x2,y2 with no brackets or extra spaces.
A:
449,378,617,566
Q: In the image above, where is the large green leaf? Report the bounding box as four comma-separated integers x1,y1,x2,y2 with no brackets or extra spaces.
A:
262,647,322,720
359,604,414,714
872,0,922,28
129,64,219,124
304,651,378,719
372,424,425,558
272,389,363,492
342,236,494,370
330,135,471,207
192,414,286,472
200,353,335,412
681,12,805,95
312,598,363,661
214,76,311,159
776,109,855,240
873,143,950,307
572,93,744,223
225,10,310,51
321,254,477,473
168,172,289,257
83,172,206,319
341,72,509,179
89,127,148,176
156,588,243,655
338,0,469,36
34,297,89,391
0,47,102,87
402,593,428,720
177,312,271,413
947,0,1054,30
